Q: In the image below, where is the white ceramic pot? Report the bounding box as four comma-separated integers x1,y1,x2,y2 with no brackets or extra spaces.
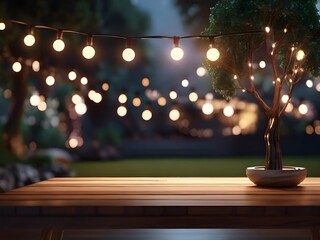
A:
246,166,307,187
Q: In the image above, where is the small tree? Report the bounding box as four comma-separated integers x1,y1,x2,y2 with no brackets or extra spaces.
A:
203,0,320,169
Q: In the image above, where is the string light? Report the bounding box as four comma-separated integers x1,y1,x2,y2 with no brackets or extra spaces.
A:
82,35,95,59
170,37,184,61
80,76,88,85
24,27,36,46
32,60,40,72
181,79,189,87
117,105,127,117
169,90,178,100
142,109,152,121
206,38,220,62
45,75,55,86
53,30,65,52
12,61,22,72
68,70,77,80
0,22,5,30
122,38,135,62
296,50,305,61
189,89,198,102
169,105,180,121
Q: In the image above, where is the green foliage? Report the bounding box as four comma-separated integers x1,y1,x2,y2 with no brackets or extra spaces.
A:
203,0,320,99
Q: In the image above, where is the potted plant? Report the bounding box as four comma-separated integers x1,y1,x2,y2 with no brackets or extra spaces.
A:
203,0,320,186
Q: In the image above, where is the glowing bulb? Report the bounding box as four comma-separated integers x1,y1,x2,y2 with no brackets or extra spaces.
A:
82,45,95,59
281,94,289,103
196,67,206,77
80,77,88,85
0,22,5,30
169,91,177,100
142,109,152,121
171,47,184,61
206,47,220,61
32,61,40,72
30,94,40,106
68,71,77,80
306,79,313,88
12,62,22,72
142,77,150,87
296,50,305,61
117,106,127,117
132,97,141,107
118,94,127,104
189,92,198,102
72,94,82,104
265,26,270,33
122,48,135,62
53,39,65,52
45,76,55,86
181,79,189,87
75,102,87,115
223,105,234,117
169,109,180,121
202,102,214,115
157,97,167,106
102,83,109,91
24,34,35,46
259,61,266,68
298,103,308,115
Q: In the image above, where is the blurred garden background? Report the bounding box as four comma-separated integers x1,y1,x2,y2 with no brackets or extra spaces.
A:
0,0,320,191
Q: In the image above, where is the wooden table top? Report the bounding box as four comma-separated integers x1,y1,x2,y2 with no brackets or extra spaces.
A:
1,177,320,207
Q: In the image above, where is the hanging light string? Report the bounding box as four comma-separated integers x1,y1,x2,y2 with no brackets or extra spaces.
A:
2,19,264,61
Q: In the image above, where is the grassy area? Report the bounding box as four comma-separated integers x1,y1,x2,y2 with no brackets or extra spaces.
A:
70,156,320,177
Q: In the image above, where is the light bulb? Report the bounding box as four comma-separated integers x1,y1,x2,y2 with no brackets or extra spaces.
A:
53,39,65,52
170,47,184,61
0,22,5,30
82,45,95,59
24,34,35,46
206,47,220,61
169,109,180,121
117,106,127,117
68,71,77,80
296,50,305,61
122,48,135,62
142,109,152,121
12,62,22,72
46,76,55,86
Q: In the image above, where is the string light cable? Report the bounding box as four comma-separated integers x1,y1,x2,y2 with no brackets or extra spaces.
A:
1,19,264,61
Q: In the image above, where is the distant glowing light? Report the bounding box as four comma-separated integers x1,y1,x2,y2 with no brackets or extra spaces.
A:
72,94,82,104
45,76,55,86
232,126,241,135
306,79,313,88
181,79,189,87
12,62,22,72
202,102,214,115
298,103,308,115
196,67,206,77
306,125,314,135
117,106,127,117
169,109,180,121
102,83,109,91
169,91,177,100
68,137,79,148
281,94,289,103
118,93,127,104
32,61,40,72
75,102,87,115
0,22,5,30
142,77,150,87
132,97,141,107
316,83,320,92
157,97,167,106
88,90,102,103
296,50,305,61
285,103,294,112
80,77,88,85
188,92,198,102
142,109,152,121
265,26,270,33
223,105,234,117
259,61,266,69
37,101,47,111
68,71,77,80
30,93,40,106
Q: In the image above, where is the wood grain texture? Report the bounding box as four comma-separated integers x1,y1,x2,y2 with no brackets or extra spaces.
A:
0,177,319,235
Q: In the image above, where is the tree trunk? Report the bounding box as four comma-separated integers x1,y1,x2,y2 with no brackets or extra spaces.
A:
3,63,29,157
264,114,283,170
